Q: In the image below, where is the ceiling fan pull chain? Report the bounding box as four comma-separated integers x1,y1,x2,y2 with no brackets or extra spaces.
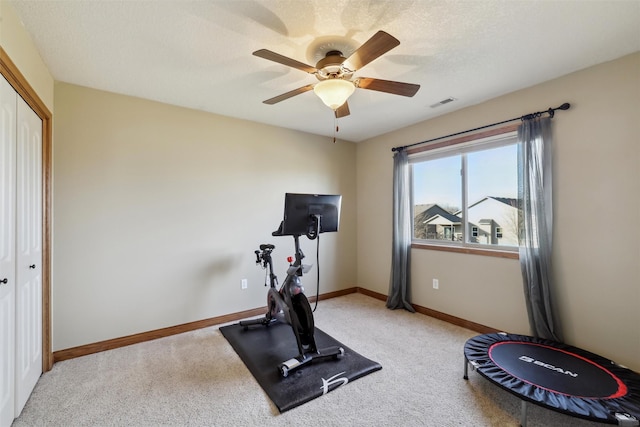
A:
333,114,339,143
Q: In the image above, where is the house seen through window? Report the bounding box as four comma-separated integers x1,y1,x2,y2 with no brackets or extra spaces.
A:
411,131,520,249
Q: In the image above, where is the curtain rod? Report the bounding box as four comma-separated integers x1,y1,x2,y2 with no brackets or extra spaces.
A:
391,102,571,152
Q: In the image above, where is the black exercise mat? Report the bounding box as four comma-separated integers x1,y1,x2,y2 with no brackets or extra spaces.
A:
220,321,382,412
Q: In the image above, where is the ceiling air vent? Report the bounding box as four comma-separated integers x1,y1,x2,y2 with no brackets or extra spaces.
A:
429,97,457,108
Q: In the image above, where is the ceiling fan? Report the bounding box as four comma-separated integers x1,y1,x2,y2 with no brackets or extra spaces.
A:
253,31,420,118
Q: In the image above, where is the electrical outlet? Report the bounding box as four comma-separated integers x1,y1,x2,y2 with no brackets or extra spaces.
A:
433,279,439,290
241,279,247,289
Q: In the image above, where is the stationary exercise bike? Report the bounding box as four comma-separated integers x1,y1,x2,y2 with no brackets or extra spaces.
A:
239,193,344,377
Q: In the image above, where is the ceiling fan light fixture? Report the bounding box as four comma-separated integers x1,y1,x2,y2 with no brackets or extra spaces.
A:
313,79,355,110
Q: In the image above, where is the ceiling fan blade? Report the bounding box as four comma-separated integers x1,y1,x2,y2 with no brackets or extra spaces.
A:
342,31,400,71
262,84,315,105
356,77,420,97
253,49,317,74
335,102,350,118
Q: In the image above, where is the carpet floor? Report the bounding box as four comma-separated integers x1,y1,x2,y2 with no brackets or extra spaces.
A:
14,293,607,426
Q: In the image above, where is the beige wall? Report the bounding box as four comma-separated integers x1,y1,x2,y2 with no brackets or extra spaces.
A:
52,83,357,350
357,52,640,371
0,1,54,110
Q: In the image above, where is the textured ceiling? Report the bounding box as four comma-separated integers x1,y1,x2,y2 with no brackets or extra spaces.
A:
9,0,640,142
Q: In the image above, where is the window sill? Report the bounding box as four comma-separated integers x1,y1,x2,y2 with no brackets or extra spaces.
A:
411,242,519,260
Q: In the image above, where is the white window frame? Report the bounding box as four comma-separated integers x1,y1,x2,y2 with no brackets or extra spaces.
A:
409,128,519,255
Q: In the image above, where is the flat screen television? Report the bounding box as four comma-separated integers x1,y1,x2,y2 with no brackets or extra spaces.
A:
277,193,342,237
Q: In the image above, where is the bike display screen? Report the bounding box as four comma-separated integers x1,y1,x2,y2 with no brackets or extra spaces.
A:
279,193,342,236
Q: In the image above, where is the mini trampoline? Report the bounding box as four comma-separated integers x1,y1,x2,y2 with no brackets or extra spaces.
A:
464,333,640,426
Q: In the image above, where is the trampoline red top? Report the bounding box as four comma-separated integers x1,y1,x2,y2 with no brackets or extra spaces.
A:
464,333,640,425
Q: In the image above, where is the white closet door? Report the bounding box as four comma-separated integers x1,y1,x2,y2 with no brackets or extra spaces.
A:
0,75,17,427
14,93,42,417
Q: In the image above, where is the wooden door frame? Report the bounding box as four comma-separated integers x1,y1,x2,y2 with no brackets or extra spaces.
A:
1,48,53,372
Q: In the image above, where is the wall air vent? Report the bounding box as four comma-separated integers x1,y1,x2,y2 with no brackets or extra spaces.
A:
429,97,457,108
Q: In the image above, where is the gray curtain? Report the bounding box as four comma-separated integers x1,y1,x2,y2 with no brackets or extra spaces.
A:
518,117,562,341
387,149,415,312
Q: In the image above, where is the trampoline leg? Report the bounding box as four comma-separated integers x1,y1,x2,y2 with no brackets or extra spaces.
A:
463,358,468,380
520,400,527,427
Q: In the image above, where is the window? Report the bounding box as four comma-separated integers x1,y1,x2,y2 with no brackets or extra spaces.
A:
411,130,520,251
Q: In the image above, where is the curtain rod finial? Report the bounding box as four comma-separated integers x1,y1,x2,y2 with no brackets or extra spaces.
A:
549,102,571,118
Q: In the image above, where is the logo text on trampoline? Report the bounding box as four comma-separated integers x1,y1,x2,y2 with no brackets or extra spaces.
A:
519,355,578,377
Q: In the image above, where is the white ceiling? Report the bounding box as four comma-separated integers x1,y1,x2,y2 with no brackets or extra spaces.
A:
10,0,640,142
